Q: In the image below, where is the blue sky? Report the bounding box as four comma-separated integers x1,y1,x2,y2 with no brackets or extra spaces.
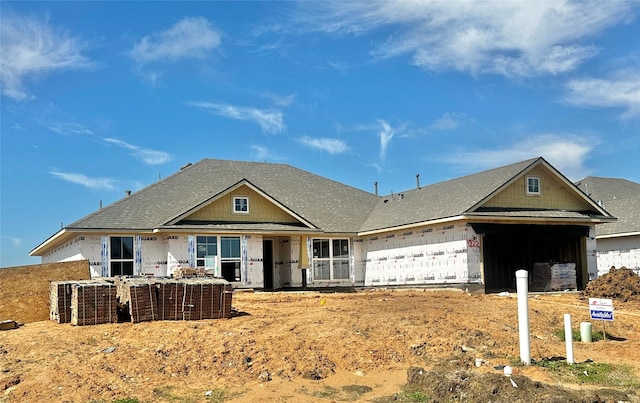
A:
1,1,639,267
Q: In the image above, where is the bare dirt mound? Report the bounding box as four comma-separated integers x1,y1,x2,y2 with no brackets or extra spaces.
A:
583,267,640,302
402,360,634,403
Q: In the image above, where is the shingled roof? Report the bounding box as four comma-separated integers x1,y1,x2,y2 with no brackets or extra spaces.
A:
66,159,380,234
32,157,616,256
575,177,640,237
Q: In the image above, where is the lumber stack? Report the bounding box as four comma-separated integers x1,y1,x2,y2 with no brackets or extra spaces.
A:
70,280,118,326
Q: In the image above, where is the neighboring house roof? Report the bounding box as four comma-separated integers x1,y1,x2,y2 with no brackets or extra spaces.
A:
30,157,615,256
575,177,640,238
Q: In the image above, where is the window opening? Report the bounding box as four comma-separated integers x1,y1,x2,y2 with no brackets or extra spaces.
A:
233,197,249,213
526,176,540,195
110,236,134,276
312,238,350,281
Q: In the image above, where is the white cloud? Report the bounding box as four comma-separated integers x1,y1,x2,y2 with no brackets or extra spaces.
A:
430,113,467,131
260,91,296,107
291,1,633,78
129,17,221,64
564,70,640,119
103,138,173,165
186,101,285,134
0,13,91,100
2,235,22,247
48,122,94,136
49,171,117,191
377,119,395,160
442,134,595,180
298,136,349,154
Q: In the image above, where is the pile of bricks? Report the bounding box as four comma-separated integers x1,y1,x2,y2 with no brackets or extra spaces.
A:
70,280,118,326
50,277,233,326
50,279,118,325
156,278,232,321
115,278,159,323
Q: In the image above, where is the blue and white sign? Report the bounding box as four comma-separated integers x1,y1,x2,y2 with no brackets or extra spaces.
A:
589,298,614,321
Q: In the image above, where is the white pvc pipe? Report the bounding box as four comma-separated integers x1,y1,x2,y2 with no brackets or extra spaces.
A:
564,314,575,364
515,270,531,365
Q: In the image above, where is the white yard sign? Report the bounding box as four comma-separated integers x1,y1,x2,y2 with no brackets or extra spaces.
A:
589,298,614,321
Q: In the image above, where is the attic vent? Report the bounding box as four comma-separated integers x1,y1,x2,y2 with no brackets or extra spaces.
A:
180,162,193,170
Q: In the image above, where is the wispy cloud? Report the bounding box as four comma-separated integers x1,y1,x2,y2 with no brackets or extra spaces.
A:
103,138,173,165
250,145,284,162
564,70,640,119
186,101,285,134
48,122,94,136
377,119,402,161
429,113,467,131
442,134,595,180
129,17,221,64
49,171,117,191
298,136,349,155
288,1,633,78
2,235,22,247
0,12,92,100
259,91,296,107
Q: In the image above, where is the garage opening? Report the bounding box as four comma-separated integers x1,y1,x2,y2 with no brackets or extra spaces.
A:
472,224,589,293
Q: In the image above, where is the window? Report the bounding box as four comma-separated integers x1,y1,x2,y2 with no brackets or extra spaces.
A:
312,238,350,281
195,235,242,282
233,197,249,213
110,236,133,276
196,236,217,268
221,236,241,282
526,176,540,195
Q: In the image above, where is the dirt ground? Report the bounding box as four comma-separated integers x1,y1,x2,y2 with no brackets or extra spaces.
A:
2,271,640,402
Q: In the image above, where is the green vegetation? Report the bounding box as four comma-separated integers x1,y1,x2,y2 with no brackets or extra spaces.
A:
553,328,605,342
373,390,430,403
298,384,374,401
150,385,231,402
535,358,640,388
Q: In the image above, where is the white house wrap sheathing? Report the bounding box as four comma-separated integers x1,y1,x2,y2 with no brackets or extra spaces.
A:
363,223,481,286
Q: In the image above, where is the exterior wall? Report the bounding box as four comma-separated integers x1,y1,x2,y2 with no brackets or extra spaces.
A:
245,235,263,287
483,166,590,211
42,235,103,277
184,185,299,224
586,226,598,281
361,221,481,286
596,235,640,276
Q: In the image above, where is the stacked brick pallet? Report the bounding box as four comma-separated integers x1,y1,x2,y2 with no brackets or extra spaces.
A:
156,278,233,321
49,281,74,323
50,277,232,326
50,279,117,325
115,278,159,323
70,280,118,326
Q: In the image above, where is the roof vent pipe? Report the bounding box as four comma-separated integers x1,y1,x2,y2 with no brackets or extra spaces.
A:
374,181,378,196
125,189,131,197
416,174,420,189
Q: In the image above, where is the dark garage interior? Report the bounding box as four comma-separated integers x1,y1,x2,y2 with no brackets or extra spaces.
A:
472,223,589,292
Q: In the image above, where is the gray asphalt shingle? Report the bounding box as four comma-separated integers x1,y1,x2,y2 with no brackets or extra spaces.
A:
575,177,640,237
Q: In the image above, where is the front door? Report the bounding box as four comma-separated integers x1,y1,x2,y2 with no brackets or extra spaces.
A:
262,240,274,289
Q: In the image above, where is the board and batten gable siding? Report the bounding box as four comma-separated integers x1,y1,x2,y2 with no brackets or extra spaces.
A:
183,184,301,224
360,221,481,286
482,166,590,211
